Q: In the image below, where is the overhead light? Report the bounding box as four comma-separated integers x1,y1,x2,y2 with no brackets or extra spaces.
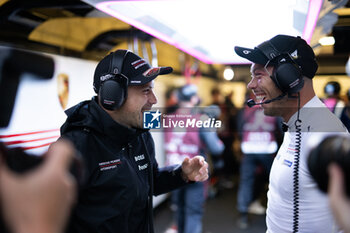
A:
223,67,234,81
319,36,335,46
84,0,323,64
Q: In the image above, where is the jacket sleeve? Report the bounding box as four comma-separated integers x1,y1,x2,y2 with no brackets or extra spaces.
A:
153,164,189,196
143,132,189,196
59,129,96,190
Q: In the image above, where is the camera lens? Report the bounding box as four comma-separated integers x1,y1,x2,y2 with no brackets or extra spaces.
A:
308,135,350,197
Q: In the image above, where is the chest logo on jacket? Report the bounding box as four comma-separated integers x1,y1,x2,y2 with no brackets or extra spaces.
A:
99,159,121,171
134,154,145,162
134,154,148,171
138,163,148,171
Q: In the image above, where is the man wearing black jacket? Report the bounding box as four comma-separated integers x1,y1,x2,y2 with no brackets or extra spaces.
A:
61,50,209,233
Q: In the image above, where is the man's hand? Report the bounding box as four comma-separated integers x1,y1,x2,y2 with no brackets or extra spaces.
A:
181,156,209,182
328,163,350,233
0,140,77,233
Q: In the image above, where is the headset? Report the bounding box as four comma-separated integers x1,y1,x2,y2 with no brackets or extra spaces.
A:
99,50,129,110
247,41,303,108
257,41,304,95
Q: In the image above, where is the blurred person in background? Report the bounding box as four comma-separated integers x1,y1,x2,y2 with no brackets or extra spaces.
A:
210,88,238,190
322,81,345,118
165,87,179,114
236,93,283,229
202,104,227,198
165,84,224,233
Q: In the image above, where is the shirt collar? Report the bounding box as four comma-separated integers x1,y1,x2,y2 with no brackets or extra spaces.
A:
286,95,321,131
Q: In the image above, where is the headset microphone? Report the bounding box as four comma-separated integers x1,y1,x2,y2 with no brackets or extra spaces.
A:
246,93,286,108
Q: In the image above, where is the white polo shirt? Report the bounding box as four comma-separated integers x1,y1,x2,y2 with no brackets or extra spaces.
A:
266,96,348,233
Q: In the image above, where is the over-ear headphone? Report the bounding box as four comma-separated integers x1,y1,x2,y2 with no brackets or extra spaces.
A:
308,135,350,197
257,41,304,94
99,50,129,110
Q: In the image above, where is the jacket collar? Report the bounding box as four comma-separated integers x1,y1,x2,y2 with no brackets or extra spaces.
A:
63,97,147,146
89,97,147,145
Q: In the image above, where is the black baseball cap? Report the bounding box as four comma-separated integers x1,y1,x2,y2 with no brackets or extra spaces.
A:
234,34,318,79
93,49,173,93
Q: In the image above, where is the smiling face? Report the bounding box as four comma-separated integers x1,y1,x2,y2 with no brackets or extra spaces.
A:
247,63,289,117
109,81,157,129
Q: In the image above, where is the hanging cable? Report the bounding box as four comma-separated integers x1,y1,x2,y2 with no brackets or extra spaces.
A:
293,92,302,233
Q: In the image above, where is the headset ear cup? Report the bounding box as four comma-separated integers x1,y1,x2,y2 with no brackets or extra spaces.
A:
99,79,125,110
274,63,304,94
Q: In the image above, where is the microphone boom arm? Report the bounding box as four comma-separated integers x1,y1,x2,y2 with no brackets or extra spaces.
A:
246,93,287,108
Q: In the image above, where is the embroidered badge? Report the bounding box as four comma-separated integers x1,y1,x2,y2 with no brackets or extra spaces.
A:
131,59,147,69
143,68,160,77
99,159,121,171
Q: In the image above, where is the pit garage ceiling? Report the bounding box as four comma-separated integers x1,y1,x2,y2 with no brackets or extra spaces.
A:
0,0,349,80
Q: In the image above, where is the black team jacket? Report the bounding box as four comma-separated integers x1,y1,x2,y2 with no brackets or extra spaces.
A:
61,97,188,233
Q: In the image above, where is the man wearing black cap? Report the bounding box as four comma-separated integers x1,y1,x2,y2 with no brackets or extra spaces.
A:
59,50,209,233
235,35,348,233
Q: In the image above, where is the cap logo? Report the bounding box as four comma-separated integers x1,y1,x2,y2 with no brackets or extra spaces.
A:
132,59,147,69
143,68,160,77
290,50,298,59
243,50,251,55
269,53,276,59
100,74,114,82
279,58,287,63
